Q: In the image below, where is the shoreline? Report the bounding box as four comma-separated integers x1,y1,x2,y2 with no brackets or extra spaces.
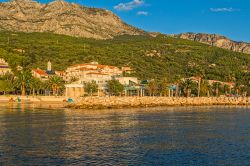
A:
0,96,249,110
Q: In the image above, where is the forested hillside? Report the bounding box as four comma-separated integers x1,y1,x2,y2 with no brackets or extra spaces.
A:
0,31,249,85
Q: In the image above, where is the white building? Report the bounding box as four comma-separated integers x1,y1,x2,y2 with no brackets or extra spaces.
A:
65,61,123,81
65,72,113,97
64,62,140,98
0,58,11,75
116,77,139,86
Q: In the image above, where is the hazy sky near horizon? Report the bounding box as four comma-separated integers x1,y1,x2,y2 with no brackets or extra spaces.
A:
1,0,250,42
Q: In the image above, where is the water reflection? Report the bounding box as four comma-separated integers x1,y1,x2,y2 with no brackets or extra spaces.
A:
0,105,249,165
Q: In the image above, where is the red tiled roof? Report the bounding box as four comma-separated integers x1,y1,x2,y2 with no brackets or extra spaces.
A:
87,72,108,75
32,69,48,76
69,64,86,68
97,64,117,69
78,67,97,71
55,71,65,74
69,63,118,70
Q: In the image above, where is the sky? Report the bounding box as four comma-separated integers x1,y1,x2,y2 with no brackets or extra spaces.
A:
1,0,250,42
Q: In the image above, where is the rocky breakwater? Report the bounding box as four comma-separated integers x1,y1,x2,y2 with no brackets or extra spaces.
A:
67,97,249,109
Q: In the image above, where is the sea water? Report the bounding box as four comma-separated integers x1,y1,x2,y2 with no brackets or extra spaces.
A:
0,105,249,165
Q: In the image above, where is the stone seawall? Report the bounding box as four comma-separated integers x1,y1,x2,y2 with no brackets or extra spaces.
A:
68,97,250,109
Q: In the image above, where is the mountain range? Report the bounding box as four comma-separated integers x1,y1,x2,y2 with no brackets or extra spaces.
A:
0,0,144,39
0,0,249,54
174,33,250,54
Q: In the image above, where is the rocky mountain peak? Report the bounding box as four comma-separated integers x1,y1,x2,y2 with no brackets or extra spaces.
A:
0,0,145,39
9,0,41,7
175,33,250,54
48,0,73,7
11,0,33,3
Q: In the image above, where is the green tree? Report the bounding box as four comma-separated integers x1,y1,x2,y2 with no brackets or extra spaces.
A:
84,81,98,96
107,80,124,96
0,80,14,95
69,76,79,83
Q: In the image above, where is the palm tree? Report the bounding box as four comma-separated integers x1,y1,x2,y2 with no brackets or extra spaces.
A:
225,73,236,83
48,76,65,96
194,67,205,97
181,79,194,97
200,80,210,97
15,70,32,96
234,82,241,96
223,84,230,95
212,82,221,97
158,78,169,97
29,77,44,96
173,75,182,97
147,80,158,96
207,83,213,97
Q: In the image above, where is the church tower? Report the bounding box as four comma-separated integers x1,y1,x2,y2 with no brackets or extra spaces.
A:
47,61,52,71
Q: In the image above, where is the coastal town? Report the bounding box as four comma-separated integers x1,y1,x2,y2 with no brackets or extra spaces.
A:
0,58,248,102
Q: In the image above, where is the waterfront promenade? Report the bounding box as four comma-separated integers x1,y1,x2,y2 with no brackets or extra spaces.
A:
0,96,65,103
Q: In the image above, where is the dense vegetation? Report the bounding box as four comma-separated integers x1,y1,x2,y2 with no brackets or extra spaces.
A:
0,31,249,86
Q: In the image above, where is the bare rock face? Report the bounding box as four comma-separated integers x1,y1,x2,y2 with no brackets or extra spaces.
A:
0,0,145,39
176,33,250,54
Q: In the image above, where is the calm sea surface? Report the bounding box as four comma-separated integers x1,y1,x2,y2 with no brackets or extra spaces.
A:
0,104,249,165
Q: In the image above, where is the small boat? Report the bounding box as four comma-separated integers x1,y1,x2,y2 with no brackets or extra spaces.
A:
67,98,74,104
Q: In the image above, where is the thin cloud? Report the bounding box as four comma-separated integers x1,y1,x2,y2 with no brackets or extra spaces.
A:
137,11,149,16
210,8,240,12
114,0,144,11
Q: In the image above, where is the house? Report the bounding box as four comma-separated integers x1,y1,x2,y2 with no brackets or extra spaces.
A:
55,71,65,78
65,72,113,97
65,61,123,81
32,69,48,81
116,77,139,86
122,67,135,74
0,58,11,75
65,83,84,98
64,62,140,97
208,80,235,88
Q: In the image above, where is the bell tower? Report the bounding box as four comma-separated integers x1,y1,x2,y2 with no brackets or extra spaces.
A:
47,61,52,71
